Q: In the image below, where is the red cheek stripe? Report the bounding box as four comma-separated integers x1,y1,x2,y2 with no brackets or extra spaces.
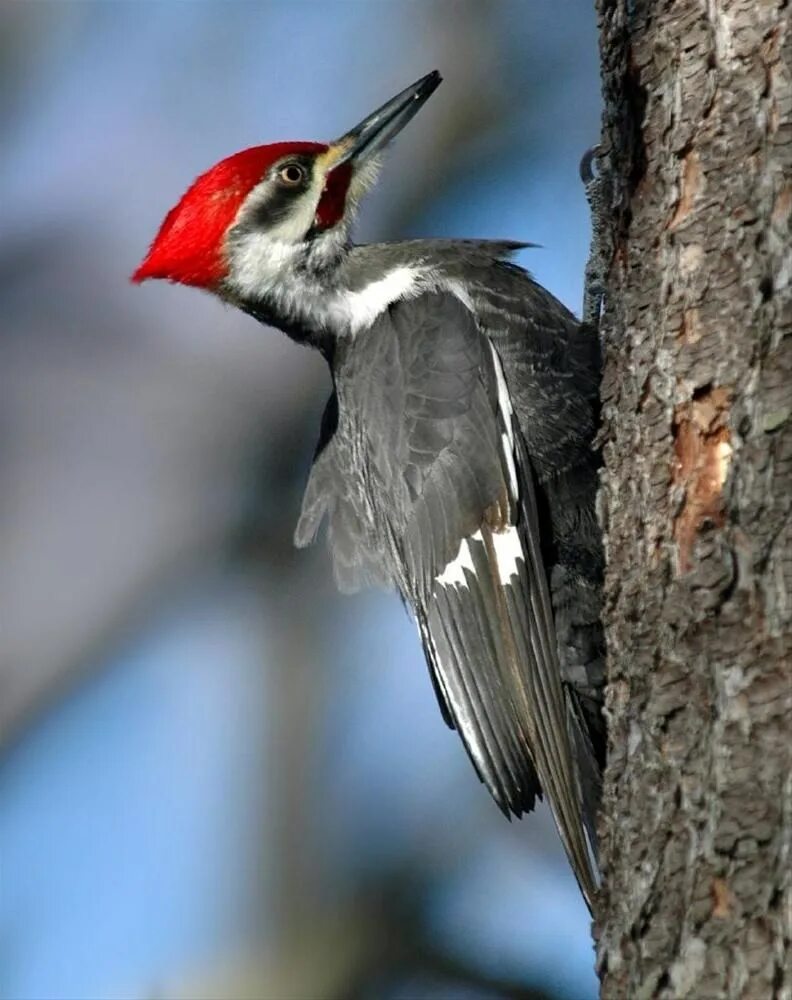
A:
315,163,353,230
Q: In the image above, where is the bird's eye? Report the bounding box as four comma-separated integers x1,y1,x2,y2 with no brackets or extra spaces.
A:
277,163,306,186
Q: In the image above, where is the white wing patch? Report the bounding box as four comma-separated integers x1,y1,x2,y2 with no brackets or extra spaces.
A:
436,530,481,588
436,525,523,589
435,343,526,591
489,343,524,581
491,525,523,584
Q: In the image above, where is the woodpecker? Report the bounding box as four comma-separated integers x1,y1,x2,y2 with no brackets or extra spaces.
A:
133,71,605,907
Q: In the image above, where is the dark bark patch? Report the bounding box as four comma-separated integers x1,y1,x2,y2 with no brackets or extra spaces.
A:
759,275,774,302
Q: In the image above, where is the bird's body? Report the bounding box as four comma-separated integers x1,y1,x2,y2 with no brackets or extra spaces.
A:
134,72,605,907
241,237,605,902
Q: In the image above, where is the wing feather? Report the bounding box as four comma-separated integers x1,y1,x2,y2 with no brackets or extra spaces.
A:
295,291,600,906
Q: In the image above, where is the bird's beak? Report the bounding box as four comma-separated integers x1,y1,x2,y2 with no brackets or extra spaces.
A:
319,70,442,172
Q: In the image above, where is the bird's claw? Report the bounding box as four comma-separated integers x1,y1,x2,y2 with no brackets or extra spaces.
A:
579,145,601,186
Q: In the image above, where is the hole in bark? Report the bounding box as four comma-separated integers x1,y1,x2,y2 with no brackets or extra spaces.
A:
739,415,751,437
773,959,784,995
720,550,738,603
692,382,713,401
625,57,648,194
657,972,671,992
759,275,773,301
660,705,685,734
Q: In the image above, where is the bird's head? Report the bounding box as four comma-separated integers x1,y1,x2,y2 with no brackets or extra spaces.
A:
132,71,441,294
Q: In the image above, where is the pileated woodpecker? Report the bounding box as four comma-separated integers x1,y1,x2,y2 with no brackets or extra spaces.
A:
134,71,605,907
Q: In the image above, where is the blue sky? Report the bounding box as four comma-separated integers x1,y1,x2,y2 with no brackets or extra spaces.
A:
0,3,600,997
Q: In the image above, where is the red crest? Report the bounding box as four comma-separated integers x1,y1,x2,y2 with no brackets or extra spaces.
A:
132,141,345,289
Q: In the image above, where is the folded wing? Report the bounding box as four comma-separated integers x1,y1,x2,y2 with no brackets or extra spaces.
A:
296,291,599,906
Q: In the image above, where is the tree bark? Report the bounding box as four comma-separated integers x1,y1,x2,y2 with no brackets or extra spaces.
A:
593,1,791,997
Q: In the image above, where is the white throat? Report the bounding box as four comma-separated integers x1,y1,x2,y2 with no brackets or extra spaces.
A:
226,230,427,336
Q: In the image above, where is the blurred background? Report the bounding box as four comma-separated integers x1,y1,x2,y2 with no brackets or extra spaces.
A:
0,2,601,997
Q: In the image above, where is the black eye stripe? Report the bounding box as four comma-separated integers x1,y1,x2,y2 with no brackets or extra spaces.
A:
243,154,315,232
250,188,300,229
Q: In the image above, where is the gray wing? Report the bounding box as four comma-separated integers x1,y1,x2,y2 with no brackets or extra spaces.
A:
295,291,599,906
473,262,606,766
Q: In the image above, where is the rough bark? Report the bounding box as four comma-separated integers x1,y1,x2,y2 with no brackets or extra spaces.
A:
593,1,791,997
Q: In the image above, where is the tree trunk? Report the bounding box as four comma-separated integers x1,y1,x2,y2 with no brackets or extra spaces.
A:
593,1,791,997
